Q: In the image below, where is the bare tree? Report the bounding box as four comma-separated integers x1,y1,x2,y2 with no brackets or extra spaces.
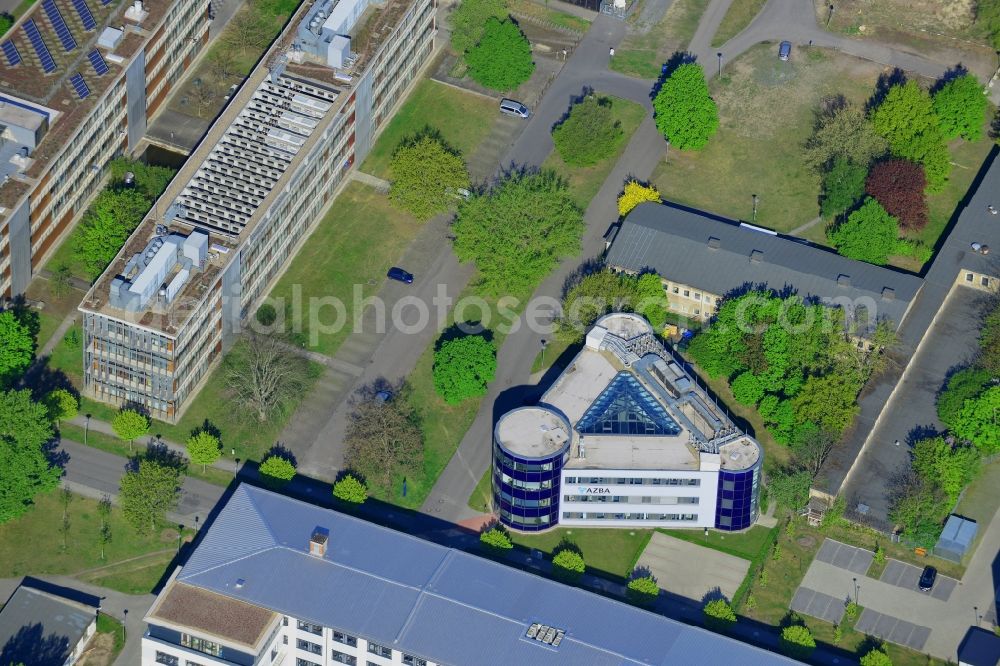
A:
223,9,272,57
224,334,306,422
208,48,238,84
190,78,219,118
344,390,423,493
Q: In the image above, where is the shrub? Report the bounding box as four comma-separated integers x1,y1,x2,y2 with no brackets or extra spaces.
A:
625,574,659,606
259,455,296,489
617,181,661,217
779,624,816,660
937,367,990,430
480,525,513,550
767,470,812,511
449,0,508,53
652,63,718,150
828,197,899,265
845,600,860,619
860,647,893,666
703,598,737,631
552,547,585,583
332,474,368,503
820,157,867,219
465,18,534,91
552,95,624,167
865,159,929,231
432,333,497,405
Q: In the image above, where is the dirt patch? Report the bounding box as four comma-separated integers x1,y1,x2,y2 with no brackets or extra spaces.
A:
797,535,817,549
160,528,179,544
77,631,116,666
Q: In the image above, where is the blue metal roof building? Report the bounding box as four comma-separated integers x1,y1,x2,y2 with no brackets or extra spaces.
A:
159,484,798,665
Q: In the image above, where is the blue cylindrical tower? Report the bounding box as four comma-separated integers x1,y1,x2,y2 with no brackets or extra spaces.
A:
714,437,764,531
492,406,571,532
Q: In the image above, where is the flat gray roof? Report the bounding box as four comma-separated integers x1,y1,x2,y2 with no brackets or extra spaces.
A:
607,202,924,329
0,585,96,665
172,484,799,666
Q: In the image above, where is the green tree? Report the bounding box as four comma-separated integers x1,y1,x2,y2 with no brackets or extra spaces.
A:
552,95,625,166
480,524,514,551
767,470,812,510
432,333,497,404
634,273,669,330
980,301,1000,375
332,474,368,503
75,189,150,279
112,409,150,452
953,386,1000,453
465,18,534,91
108,158,176,199
98,494,112,560
345,391,423,493
703,598,737,631
259,454,296,489
653,63,718,149
911,436,981,501
804,104,888,170
888,473,950,547
44,388,79,426
0,14,13,36
186,431,221,473
118,455,182,535
780,624,816,660
558,270,666,341
449,0,508,53
933,74,987,141
0,390,61,523
453,170,583,295
869,80,950,191
552,547,585,583
0,310,35,386
389,132,470,220
860,647,893,666
626,574,659,606
730,372,766,406
820,157,867,218
828,197,899,265
792,373,861,434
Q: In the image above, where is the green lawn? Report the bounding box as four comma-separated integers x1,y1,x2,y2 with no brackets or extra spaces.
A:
43,224,91,282
266,181,424,357
0,491,184,594
508,0,591,32
96,612,126,654
468,468,492,512
611,0,709,79
511,527,653,580
955,460,1000,563
660,524,775,561
80,551,178,595
46,323,84,386
362,79,499,178
710,0,767,47
543,96,647,209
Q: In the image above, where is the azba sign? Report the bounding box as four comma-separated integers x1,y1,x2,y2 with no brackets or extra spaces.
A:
578,487,611,494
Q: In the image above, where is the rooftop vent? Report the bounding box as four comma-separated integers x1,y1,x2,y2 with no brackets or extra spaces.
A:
882,287,895,300
749,250,763,264
309,527,329,557
707,236,721,249
235,578,245,589
837,274,851,287
526,623,566,648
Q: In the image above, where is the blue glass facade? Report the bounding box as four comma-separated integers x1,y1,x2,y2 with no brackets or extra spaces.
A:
714,464,761,531
493,442,567,533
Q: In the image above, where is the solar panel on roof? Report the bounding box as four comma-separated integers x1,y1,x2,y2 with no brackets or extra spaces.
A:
99,0,111,6
1,40,21,66
88,48,108,75
70,72,90,99
43,0,77,51
72,0,97,30
24,20,56,73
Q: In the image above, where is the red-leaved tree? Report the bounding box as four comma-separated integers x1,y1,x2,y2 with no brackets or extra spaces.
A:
865,159,929,231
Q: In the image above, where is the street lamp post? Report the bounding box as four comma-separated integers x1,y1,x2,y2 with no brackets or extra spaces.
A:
122,609,128,642
852,577,859,604
827,3,835,27
85,414,91,447
234,458,240,477
752,194,759,223
540,339,548,368
717,52,723,77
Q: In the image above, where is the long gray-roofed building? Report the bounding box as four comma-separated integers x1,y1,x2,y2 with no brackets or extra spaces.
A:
606,202,925,330
0,584,98,666
142,483,799,666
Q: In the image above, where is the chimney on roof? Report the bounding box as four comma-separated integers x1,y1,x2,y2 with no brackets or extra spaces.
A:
749,250,763,264
837,274,851,287
707,236,721,249
309,528,328,557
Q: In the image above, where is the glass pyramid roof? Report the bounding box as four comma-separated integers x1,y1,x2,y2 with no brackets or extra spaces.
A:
576,372,681,436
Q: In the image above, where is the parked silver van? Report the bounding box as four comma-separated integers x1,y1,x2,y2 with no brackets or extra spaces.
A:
499,98,530,118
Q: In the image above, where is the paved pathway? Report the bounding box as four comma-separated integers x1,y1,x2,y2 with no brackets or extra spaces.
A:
40,311,78,357
0,575,155,666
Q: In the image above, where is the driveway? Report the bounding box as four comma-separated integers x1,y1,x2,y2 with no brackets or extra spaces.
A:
636,532,750,602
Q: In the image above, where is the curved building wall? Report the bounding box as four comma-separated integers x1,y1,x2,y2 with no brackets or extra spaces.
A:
493,410,570,532
714,458,762,531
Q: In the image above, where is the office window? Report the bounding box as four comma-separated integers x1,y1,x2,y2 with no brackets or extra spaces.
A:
694,293,701,300
402,654,428,666
181,634,221,657
367,641,393,658
186,661,206,666
283,617,289,626
672,286,679,294
331,650,357,665
297,659,321,666
297,620,323,636
983,276,990,287
333,631,358,647
155,653,179,666
297,639,322,655
966,272,974,282
683,290,690,297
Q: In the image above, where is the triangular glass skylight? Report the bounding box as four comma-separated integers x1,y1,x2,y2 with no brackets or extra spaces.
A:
576,372,680,436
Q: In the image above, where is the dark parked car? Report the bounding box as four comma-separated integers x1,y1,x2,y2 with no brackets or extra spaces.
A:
387,267,413,284
918,565,937,591
779,41,792,61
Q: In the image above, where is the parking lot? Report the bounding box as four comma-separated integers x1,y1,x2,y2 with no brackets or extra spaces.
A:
880,560,957,601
